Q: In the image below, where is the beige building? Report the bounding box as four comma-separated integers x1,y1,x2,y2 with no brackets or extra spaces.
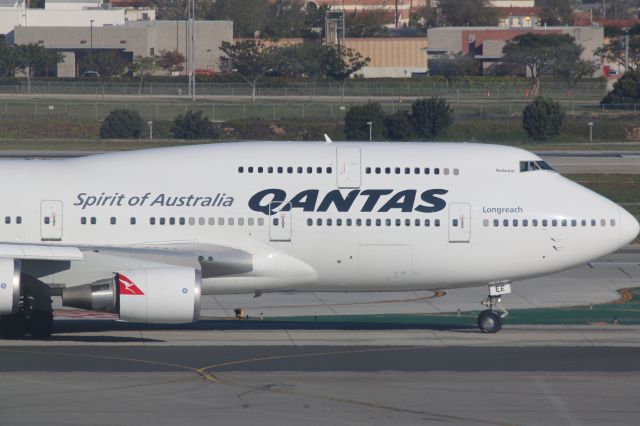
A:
13,20,233,77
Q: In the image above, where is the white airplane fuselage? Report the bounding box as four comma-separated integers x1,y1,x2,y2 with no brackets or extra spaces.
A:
0,142,637,297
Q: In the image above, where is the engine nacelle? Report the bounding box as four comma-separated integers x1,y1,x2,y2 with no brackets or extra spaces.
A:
0,258,21,315
63,267,201,323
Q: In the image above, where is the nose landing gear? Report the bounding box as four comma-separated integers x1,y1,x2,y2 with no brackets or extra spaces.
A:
477,283,511,333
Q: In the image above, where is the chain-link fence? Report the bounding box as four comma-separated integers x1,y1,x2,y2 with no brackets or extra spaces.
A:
0,80,610,101
0,99,635,122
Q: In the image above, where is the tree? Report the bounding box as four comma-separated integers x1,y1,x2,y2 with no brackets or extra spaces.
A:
12,44,63,93
344,102,385,141
411,97,454,140
219,40,276,102
207,0,269,37
302,2,329,40
502,33,581,97
100,109,144,139
345,9,390,37
537,0,574,26
172,110,219,139
156,50,185,76
439,0,499,26
556,58,597,93
428,54,479,82
522,97,564,142
595,34,640,72
322,45,370,102
264,0,306,38
410,5,440,31
80,51,126,80
601,71,640,104
130,55,157,95
384,111,413,141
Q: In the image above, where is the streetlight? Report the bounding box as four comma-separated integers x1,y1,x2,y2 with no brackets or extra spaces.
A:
366,121,372,141
588,122,594,143
90,19,94,52
148,121,153,141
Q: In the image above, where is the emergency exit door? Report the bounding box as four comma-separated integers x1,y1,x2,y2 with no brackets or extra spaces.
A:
269,202,292,242
449,203,471,243
41,200,63,241
336,146,361,188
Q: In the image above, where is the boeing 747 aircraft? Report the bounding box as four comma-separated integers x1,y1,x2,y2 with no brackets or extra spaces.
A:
0,141,637,337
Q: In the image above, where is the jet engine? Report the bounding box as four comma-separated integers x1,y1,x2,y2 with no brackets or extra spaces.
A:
0,258,21,315
62,267,201,323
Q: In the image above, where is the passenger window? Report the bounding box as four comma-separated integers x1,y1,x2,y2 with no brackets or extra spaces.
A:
336,219,342,226
375,219,381,226
316,167,322,174
4,216,9,224
405,167,410,175
416,219,422,226
346,218,352,226
405,219,411,226
434,168,440,175
179,217,186,225
209,217,215,225
268,166,273,173
503,219,509,227
248,166,254,173
523,219,528,227
581,219,586,226
199,217,205,225
513,219,518,226
131,217,136,225
238,218,244,226
386,219,391,226
552,219,557,227
424,219,430,226
307,218,313,226
542,219,548,227
366,219,372,226
424,168,430,174
571,220,577,227
591,219,596,226
307,167,312,174
248,218,254,226
601,219,606,227
453,168,459,176
150,217,156,225
444,168,450,175
16,217,21,224
435,219,440,227
561,219,567,227
257,218,265,226
273,218,279,226
356,219,362,226
111,217,116,225
395,167,401,174
278,167,284,173
385,167,391,174
414,167,420,174
452,219,459,227
218,217,224,225
44,217,50,225
395,218,401,226
189,217,195,225
375,167,381,174
316,218,322,226
169,217,176,225
238,166,244,173
297,167,303,173
257,166,263,173
159,217,166,225
228,218,235,225
493,219,499,227
287,167,293,174
366,167,371,174
90,217,96,225
81,217,87,225
483,219,489,227
532,219,538,227
610,219,616,227
327,219,333,226
327,167,333,174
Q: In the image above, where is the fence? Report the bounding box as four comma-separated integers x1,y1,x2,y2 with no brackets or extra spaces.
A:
0,80,610,101
0,99,636,122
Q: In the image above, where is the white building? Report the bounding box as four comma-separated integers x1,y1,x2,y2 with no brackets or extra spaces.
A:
0,0,154,41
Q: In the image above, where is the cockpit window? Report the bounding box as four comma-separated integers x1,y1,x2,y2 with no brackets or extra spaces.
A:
520,160,555,172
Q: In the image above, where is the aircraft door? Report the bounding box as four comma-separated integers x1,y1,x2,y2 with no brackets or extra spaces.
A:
449,202,471,243
336,146,361,188
41,200,63,241
269,202,292,242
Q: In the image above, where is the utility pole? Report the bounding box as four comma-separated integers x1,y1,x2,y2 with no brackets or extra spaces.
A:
187,0,195,101
625,34,629,73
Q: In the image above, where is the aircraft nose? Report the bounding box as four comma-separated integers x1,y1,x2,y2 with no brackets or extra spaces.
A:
619,206,640,246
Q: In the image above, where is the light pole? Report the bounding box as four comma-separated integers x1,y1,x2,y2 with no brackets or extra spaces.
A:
90,19,94,53
366,121,372,141
588,122,594,143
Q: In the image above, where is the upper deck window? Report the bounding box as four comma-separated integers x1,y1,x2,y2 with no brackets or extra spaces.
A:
520,161,555,172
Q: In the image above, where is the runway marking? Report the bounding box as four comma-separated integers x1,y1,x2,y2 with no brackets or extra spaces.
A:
0,348,221,383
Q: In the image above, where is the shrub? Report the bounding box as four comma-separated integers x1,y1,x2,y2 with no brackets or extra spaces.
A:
99,109,143,139
383,111,413,141
522,97,564,142
171,110,219,139
601,71,640,105
343,102,385,141
410,97,454,140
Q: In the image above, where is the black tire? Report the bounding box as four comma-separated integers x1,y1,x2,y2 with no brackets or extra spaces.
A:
29,311,54,339
0,313,27,339
477,310,502,333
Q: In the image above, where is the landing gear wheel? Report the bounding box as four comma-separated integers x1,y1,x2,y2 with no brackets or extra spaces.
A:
477,310,502,333
0,313,27,339
29,311,54,339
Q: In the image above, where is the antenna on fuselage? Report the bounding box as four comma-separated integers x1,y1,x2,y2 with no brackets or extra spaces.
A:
324,134,333,144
